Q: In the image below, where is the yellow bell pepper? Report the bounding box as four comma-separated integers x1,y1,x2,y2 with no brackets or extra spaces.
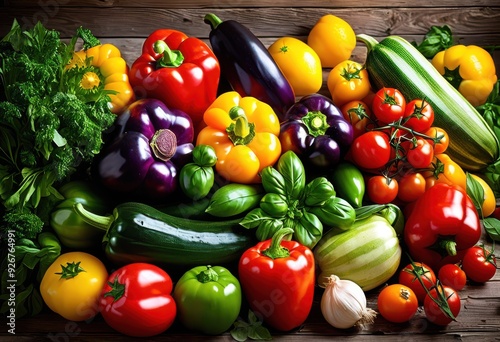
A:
68,43,135,114
268,37,322,96
196,91,282,184
431,45,497,107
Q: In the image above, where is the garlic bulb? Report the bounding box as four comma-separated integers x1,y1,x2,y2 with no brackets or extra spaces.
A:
320,274,377,329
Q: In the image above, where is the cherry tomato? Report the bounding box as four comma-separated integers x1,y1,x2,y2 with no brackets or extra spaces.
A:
424,285,461,326
341,100,374,139
377,284,419,323
350,131,391,169
403,99,434,133
424,126,449,155
397,172,426,203
461,245,497,283
367,175,398,204
398,262,437,304
372,87,407,124
406,138,434,169
438,264,467,291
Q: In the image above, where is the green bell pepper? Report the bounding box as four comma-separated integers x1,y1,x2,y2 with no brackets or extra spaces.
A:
173,265,241,335
328,161,365,208
50,180,111,249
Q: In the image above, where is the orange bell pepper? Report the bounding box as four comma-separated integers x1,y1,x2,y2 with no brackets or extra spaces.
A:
423,153,467,191
196,91,282,184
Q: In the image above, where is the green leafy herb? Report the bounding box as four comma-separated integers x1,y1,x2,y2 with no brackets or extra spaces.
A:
477,80,500,145
411,25,454,59
0,20,115,219
0,232,61,318
482,218,500,242
230,310,272,341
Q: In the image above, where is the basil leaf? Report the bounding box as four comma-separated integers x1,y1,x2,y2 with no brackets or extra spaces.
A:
260,166,287,197
240,208,270,229
256,219,283,241
303,177,336,207
466,172,485,217
276,151,306,200
483,217,500,241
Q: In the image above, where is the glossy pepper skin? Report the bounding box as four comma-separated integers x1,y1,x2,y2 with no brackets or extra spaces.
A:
129,29,220,126
432,44,497,107
93,98,194,199
68,43,135,115
173,265,241,335
50,180,112,249
238,228,315,332
404,183,482,270
204,13,295,120
280,94,354,168
196,91,282,184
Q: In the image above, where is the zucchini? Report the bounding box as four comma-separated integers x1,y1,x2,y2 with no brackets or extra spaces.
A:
74,202,255,266
314,215,401,291
357,34,499,171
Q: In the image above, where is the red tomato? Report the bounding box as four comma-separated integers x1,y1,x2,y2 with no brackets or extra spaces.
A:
438,264,467,291
406,138,434,169
377,284,419,323
99,263,177,337
341,100,374,139
350,131,391,169
367,175,398,204
372,87,407,124
397,172,426,203
461,245,497,283
424,126,449,155
403,99,434,133
398,262,437,304
424,285,461,326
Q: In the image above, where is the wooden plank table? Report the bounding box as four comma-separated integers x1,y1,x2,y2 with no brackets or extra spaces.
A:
1,1,500,340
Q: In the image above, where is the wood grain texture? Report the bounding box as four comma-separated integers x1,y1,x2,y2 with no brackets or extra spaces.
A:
1,1,500,340
3,0,500,8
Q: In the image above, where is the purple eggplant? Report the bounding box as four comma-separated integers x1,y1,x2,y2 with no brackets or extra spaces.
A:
92,98,194,199
280,94,354,168
204,13,295,120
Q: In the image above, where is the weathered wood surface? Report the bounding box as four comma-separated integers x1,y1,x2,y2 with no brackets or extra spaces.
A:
1,1,500,341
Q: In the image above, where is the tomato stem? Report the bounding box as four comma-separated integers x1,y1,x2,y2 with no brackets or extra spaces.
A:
55,261,85,279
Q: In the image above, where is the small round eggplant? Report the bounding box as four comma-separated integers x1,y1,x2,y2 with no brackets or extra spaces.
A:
93,98,194,199
280,94,353,168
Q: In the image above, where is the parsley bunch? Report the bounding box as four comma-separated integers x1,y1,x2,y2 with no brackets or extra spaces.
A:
0,20,115,224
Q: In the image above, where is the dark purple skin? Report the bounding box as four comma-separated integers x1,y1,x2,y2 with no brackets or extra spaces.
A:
204,14,296,119
94,98,194,199
280,94,354,168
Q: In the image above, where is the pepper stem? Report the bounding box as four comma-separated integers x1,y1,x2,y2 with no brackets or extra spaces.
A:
150,129,178,161
196,265,219,283
262,227,294,259
302,111,329,137
74,202,114,232
440,239,457,256
204,13,223,30
226,106,256,145
154,40,184,68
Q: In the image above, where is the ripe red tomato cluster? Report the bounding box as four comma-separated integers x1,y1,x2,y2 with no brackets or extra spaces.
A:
345,87,449,204
378,246,497,326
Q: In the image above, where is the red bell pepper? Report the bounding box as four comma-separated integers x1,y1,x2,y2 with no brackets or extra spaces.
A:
238,227,315,331
404,183,481,271
129,29,220,127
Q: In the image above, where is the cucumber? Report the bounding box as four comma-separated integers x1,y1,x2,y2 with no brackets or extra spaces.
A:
314,215,401,291
357,34,499,171
75,202,255,267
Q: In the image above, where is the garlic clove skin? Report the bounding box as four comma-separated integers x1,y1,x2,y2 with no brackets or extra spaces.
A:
320,274,377,329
